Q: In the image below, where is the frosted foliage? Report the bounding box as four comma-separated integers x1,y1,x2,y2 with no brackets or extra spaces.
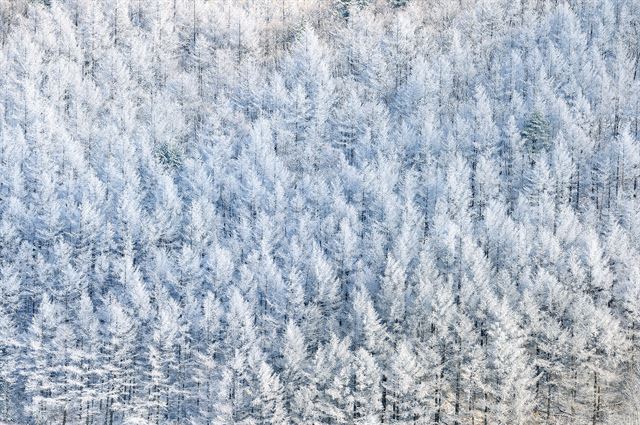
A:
0,0,639,424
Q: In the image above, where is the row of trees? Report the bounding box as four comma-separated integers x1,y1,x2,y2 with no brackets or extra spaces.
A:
1,0,640,423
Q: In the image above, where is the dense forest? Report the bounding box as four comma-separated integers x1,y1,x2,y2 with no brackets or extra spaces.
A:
1,0,640,423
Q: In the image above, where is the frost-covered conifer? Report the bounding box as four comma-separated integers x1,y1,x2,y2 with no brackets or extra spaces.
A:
0,0,638,423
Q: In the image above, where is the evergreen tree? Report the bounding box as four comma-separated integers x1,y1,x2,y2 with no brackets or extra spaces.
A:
522,111,551,157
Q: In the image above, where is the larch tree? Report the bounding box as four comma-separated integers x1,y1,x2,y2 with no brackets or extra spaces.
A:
0,0,639,423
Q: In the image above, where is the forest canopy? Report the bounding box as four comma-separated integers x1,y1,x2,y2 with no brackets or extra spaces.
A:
1,0,640,424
